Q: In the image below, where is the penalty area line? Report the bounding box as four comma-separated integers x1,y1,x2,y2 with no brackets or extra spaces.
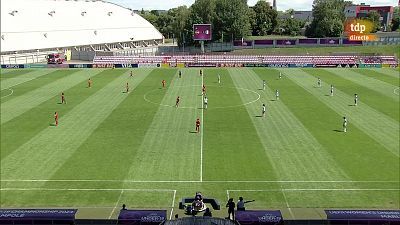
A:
169,190,177,220
108,190,124,219
281,191,294,219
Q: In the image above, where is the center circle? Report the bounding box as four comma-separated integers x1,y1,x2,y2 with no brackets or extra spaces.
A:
143,85,260,109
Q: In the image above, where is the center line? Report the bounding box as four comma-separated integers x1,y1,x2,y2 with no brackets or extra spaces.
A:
200,71,204,182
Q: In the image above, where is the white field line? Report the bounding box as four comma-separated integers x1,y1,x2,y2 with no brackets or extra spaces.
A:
169,190,177,220
1,180,399,183
227,188,399,217
200,73,204,182
0,188,177,192
394,87,400,96
228,189,400,192
1,88,13,99
2,188,176,216
108,190,124,219
281,191,294,219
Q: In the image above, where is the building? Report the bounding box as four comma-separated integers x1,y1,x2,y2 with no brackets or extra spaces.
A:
1,0,163,53
345,4,394,30
278,11,313,23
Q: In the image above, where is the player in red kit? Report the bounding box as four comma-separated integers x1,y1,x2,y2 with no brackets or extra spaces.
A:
88,78,92,88
162,80,166,88
54,112,59,126
61,92,67,104
175,96,180,107
126,82,129,93
195,118,201,133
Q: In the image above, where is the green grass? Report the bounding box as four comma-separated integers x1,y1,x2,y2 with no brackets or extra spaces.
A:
0,69,34,79
351,69,399,86
1,68,399,220
233,45,400,56
303,68,399,121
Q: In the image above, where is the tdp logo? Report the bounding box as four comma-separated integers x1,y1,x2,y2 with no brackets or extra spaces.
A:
350,23,366,34
345,19,377,41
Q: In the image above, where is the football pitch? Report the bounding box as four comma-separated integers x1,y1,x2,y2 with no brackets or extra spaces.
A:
1,67,399,220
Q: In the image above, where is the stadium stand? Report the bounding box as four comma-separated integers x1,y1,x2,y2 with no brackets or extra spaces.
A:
92,55,398,65
360,56,398,65
0,0,163,63
92,54,399,66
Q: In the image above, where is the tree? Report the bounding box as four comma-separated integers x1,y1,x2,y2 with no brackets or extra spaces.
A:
169,6,190,46
190,0,216,24
252,0,278,36
248,7,257,36
140,12,158,29
392,7,400,31
277,9,303,36
280,18,302,36
213,0,251,41
156,13,174,38
150,10,160,16
286,8,295,16
366,10,381,33
306,0,352,37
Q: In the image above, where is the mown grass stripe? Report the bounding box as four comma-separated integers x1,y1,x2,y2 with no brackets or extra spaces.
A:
0,69,34,78
46,69,175,182
325,68,398,102
0,69,103,124
203,69,276,181
1,69,59,90
280,68,399,157
1,70,78,103
230,68,349,182
304,68,399,121
352,69,399,87
1,69,121,160
1,69,151,180
370,68,399,78
258,68,398,182
125,69,207,181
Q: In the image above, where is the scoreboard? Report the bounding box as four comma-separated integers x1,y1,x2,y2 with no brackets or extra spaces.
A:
193,24,212,41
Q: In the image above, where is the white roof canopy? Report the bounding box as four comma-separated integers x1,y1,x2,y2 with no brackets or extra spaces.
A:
1,0,163,52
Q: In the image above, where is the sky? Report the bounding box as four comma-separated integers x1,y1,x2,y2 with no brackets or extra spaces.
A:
109,0,397,11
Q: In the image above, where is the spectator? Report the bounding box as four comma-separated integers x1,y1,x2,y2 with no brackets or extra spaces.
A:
174,214,179,219
203,208,212,217
122,204,127,210
237,197,255,211
226,198,235,220
195,192,203,201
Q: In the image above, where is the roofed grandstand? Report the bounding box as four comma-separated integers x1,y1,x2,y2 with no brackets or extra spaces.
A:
0,0,163,64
